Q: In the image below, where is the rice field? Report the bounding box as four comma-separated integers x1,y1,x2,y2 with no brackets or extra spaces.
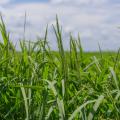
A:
0,16,120,120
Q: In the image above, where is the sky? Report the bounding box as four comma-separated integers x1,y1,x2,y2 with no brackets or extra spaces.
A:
0,0,120,51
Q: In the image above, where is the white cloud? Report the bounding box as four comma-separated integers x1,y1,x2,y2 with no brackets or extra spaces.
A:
50,0,108,5
0,0,11,5
0,0,119,51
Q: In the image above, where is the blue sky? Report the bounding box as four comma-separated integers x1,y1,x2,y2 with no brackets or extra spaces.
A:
0,0,120,51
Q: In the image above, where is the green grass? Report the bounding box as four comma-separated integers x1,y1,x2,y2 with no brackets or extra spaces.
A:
0,16,120,120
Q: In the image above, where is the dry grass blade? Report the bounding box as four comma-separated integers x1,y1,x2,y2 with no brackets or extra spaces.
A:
88,95,104,120
57,98,65,120
68,100,96,120
45,106,54,120
20,83,29,120
110,67,119,90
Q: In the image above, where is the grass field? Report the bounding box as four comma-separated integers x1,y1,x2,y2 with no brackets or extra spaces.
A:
0,16,120,120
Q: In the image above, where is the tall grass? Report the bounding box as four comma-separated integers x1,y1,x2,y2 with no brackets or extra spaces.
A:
0,16,120,120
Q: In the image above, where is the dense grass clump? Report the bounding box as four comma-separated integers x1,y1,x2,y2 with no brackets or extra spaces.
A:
0,16,120,120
